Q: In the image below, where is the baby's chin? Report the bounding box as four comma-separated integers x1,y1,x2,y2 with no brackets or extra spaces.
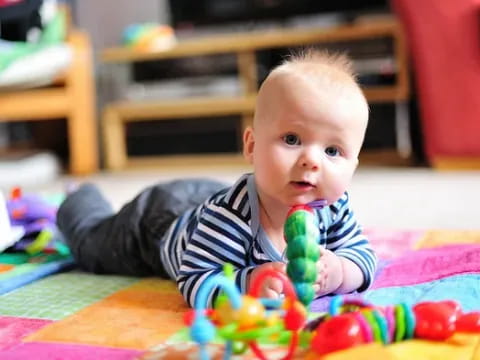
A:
284,197,327,208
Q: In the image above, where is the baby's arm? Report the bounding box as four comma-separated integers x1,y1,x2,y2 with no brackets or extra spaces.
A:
176,204,256,308
313,247,365,296
247,262,286,299
320,193,377,294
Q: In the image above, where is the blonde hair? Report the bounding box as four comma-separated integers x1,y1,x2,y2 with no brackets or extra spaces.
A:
270,48,359,88
280,48,356,78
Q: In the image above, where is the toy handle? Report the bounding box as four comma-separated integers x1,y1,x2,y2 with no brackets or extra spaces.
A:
248,267,298,300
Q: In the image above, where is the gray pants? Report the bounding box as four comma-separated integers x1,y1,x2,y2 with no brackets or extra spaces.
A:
56,179,226,277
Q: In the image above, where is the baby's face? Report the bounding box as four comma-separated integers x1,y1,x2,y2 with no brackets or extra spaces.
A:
244,73,368,209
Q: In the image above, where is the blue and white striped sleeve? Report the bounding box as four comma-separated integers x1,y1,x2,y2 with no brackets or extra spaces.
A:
176,203,255,308
325,193,377,291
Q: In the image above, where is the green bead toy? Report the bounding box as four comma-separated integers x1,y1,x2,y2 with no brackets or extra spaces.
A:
284,205,321,306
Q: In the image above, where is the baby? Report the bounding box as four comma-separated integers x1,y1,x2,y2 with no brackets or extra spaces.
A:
57,49,377,307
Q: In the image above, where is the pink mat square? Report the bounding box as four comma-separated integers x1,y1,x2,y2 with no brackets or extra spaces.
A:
0,316,51,350
365,228,424,259
372,244,480,288
1,342,143,360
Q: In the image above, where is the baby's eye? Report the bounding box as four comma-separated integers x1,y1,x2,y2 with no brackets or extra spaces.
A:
283,133,301,146
325,146,340,157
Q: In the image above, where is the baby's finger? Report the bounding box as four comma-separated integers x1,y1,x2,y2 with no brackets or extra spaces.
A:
312,284,321,294
267,277,284,294
316,259,327,272
263,288,281,299
270,262,286,273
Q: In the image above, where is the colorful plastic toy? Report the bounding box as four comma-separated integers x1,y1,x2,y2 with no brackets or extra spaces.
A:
5,187,68,255
284,203,324,306
186,266,480,359
185,264,307,360
122,23,176,51
310,296,480,355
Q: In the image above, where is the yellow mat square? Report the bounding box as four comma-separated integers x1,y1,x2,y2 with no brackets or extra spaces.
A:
416,230,480,249
26,278,188,350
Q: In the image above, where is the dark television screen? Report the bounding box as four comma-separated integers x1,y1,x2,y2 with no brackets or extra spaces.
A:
168,0,390,29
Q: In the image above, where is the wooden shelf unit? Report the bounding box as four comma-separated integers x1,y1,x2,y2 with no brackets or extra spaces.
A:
0,30,98,175
101,17,409,170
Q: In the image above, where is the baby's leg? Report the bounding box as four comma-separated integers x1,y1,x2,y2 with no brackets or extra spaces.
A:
56,179,226,277
57,183,172,276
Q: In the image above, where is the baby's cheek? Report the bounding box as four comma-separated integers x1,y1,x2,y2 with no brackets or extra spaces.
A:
334,166,355,195
325,178,349,203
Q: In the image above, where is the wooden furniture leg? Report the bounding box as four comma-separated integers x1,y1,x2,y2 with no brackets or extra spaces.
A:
66,30,99,175
103,106,127,170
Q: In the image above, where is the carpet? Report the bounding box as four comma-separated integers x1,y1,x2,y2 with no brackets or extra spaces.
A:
0,252,75,295
0,229,479,359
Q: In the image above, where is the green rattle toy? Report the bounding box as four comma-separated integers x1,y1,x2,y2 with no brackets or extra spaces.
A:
284,202,325,306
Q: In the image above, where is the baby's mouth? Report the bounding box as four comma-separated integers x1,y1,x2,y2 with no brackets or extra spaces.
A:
291,180,316,188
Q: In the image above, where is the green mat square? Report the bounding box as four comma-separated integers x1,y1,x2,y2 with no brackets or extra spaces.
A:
0,271,139,320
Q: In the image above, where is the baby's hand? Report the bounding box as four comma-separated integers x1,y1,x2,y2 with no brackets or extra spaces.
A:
312,247,343,296
248,262,286,299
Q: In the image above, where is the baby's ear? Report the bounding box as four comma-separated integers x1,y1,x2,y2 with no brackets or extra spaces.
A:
242,126,255,164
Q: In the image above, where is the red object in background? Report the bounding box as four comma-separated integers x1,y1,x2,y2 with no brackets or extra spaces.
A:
0,0,24,7
392,0,480,163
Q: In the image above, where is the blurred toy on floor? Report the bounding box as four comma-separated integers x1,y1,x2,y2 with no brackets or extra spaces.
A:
4,186,68,255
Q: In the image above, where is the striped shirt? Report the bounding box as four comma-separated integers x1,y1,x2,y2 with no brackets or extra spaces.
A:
160,173,377,308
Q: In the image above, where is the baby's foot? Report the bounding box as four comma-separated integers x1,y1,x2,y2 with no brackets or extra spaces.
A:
65,181,80,195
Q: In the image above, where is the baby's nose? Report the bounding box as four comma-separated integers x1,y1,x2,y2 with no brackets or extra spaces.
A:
301,152,321,170
301,160,319,170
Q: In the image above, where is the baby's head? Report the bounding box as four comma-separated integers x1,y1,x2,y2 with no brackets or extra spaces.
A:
243,49,369,208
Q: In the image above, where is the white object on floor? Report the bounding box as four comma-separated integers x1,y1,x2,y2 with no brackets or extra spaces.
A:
0,151,61,191
0,190,24,252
